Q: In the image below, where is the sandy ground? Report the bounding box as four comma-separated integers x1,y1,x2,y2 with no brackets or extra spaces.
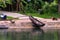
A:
0,19,60,32
0,11,60,32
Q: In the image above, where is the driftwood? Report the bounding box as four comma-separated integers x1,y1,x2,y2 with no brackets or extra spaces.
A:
29,16,45,28
10,20,15,24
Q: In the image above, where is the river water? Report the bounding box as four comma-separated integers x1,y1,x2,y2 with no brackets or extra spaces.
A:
0,29,59,40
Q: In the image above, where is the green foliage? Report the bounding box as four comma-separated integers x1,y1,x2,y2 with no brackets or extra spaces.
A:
0,0,12,8
0,0,58,14
42,0,58,14
5,0,12,4
21,0,58,14
0,0,6,8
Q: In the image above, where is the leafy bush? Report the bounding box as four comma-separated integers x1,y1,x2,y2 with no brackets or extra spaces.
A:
0,0,12,8
41,0,58,14
21,0,58,14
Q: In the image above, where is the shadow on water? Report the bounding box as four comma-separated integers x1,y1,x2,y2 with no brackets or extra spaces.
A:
32,27,44,34
0,29,59,40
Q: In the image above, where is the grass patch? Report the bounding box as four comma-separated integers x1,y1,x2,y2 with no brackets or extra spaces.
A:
0,16,19,20
7,16,14,20
23,13,60,19
7,16,19,20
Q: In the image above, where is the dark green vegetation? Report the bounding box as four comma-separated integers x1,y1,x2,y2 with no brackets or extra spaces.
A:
0,0,12,8
20,0,58,18
0,30,59,40
0,0,58,18
0,0,58,13
17,0,58,14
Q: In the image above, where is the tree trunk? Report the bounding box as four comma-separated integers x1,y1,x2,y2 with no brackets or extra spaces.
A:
58,0,60,13
19,0,25,13
16,0,19,12
11,5,13,11
16,0,25,13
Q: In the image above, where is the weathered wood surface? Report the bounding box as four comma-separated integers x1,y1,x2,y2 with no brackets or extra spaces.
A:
29,16,45,27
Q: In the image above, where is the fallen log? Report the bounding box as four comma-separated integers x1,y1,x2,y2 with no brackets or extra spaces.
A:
29,16,45,28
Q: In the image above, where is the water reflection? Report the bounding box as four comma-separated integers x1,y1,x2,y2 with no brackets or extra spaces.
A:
32,27,44,34
0,29,59,40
